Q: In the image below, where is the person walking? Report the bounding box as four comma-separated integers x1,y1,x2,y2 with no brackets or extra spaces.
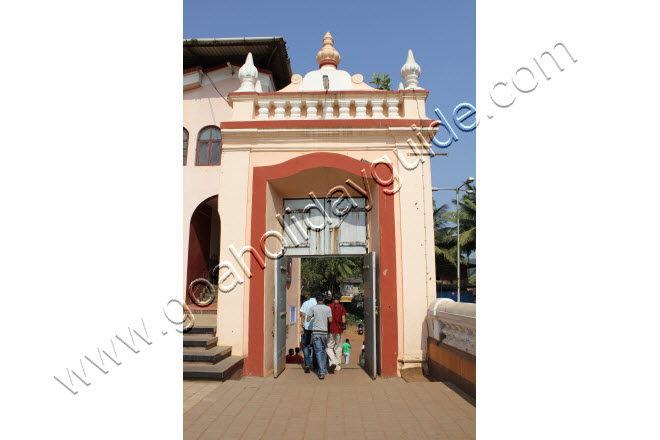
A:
342,339,351,364
326,294,346,373
299,294,317,373
307,292,333,379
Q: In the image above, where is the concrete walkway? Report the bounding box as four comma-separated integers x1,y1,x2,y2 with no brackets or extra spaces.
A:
184,366,475,440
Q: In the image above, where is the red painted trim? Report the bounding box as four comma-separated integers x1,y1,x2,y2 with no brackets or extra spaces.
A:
377,177,398,377
244,152,398,377
221,119,436,130
318,60,338,68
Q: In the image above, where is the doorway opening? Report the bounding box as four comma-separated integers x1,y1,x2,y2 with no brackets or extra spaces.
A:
186,195,220,307
273,254,379,380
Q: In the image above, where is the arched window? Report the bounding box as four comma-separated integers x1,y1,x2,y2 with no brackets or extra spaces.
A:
196,126,222,166
183,128,189,166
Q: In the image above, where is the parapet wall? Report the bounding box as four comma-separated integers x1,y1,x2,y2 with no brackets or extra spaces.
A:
427,298,476,397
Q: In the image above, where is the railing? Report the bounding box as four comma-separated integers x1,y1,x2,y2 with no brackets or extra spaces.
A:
227,90,432,122
427,298,476,355
255,95,401,120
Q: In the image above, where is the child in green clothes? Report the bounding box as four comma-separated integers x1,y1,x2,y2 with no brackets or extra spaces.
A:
342,339,351,364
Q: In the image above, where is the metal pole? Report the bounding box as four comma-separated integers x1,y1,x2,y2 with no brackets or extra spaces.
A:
456,188,461,303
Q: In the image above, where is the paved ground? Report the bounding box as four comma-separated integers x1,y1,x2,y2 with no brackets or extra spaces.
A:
184,365,476,440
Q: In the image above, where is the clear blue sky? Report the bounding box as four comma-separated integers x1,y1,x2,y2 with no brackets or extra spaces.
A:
184,0,476,211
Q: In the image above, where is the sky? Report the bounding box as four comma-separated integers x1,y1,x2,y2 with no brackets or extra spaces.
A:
184,0,476,211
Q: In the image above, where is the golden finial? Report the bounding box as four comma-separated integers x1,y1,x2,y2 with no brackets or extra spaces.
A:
316,31,341,69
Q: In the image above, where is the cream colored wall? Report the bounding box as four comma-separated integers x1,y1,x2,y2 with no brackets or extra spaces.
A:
216,150,250,355
396,152,437,366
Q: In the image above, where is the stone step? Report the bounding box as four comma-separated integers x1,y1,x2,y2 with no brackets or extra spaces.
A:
183,356,245,380
183,345,231,364
183,334,218,349
184,326,216,335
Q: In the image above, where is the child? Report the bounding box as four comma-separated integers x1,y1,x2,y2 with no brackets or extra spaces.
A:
342,339,351,364
292,347,304,364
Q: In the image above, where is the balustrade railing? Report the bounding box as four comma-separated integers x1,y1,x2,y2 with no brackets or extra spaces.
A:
232,93,405,121
255,96,401,120
427,298,476,355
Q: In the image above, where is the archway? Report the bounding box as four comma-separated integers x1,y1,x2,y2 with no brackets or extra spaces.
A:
244,152,398,378
186,195,220,306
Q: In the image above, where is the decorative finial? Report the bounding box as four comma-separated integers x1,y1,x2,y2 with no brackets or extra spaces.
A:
398,82,404,91
401,49,421,89
237,52,258,92
316,31,341,69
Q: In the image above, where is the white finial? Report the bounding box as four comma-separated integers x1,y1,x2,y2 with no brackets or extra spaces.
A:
401,49,421,89
237,53,258,92
398,82,404,91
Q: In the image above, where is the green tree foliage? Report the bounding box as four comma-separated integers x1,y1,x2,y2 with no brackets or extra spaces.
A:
434,201,457,267
300,257,362,298
434,184,477,282
443,183,476,263
369,72,391,90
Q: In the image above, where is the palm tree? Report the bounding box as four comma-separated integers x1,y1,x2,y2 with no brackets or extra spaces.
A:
442,183,476,265
434,201,457,267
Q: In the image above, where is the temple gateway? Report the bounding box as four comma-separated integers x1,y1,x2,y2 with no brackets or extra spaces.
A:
183,32,438,379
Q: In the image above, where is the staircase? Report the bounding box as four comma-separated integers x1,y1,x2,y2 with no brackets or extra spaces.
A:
183,325,244,380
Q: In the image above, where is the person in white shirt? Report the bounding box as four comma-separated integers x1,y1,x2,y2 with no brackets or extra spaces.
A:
299,294,317,373
307,293,333,379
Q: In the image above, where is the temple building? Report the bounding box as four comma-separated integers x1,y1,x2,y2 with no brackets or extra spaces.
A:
183,33,438,379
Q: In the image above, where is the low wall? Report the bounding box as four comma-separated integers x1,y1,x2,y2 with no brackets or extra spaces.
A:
427,298,476,397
